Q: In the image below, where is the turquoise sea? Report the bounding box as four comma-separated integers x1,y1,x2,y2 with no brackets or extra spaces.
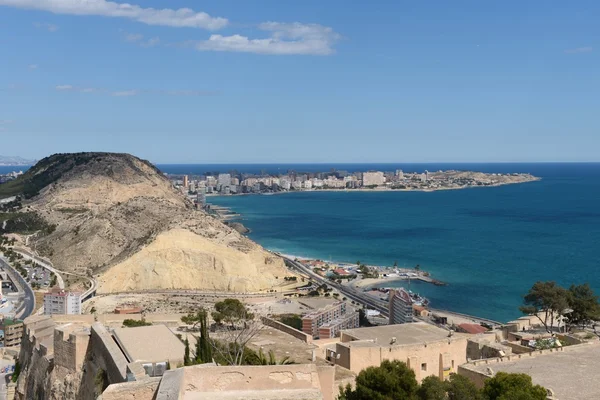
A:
188,163,600,323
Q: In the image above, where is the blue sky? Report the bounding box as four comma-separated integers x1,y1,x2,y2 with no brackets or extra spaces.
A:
1,1,599,163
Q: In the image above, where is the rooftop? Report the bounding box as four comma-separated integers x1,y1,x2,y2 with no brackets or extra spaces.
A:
303,301,345,319
462,343,600,400
112,325,184,364
2,318,23,327
341,322,459,346
159,363,333,400
458,323,489,335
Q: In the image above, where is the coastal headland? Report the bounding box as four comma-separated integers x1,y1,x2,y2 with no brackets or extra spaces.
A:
167,168,540,198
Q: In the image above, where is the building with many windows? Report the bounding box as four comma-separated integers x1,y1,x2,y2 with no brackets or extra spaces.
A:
302,302,358,339
389,288,414,325
362,171,386,186
1,318,23,347
318,312,360,339
43,289,82,315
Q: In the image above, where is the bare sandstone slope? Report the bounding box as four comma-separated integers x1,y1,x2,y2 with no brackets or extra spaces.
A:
98,228,287,293
18,152,289,293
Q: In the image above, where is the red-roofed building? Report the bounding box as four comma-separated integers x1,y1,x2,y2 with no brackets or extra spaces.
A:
457,323,488,335
333,268,350,276
412,305,430,317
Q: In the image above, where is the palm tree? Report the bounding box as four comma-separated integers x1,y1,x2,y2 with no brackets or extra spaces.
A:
257,349,293,365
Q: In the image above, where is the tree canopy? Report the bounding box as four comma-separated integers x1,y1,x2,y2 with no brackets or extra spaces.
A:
565,283,600,329
520,280,600,333
337,362,546,400
519,281,569,333
482,372,547,400
212,298,254,327
338,360,419,400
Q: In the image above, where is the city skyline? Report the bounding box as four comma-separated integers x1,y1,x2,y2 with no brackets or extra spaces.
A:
1,1,599,163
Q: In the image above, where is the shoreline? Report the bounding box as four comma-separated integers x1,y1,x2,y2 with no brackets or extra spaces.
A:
205,177,541,197
276,252,445,287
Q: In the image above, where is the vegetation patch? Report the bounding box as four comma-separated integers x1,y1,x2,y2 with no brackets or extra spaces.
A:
0,211,55,235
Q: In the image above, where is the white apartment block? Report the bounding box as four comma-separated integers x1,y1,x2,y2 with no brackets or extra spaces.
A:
217,173,232,187
43,289,82,315
324,178,345,188
362,171,386,186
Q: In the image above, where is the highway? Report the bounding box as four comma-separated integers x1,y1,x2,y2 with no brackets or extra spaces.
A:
0,255,34,319
13,247,97,301
280,255,505,327
281,255,390,317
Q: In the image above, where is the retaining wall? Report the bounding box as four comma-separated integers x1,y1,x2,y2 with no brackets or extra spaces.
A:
261,316,312,344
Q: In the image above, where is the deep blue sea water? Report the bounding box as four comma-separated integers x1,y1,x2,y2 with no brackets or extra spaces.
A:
0,166,30,174
193,163,600,323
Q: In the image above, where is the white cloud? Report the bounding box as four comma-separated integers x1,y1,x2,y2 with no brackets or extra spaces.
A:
144,37,160,48
112,90,138,97
33,22,59,32
0,119,12,132
124,33,143,42
565,47,593,54
55,85,215,97
122,32,160,48
196,22,341,55
28,64,39,70
2,0,227,30
56,85,101,93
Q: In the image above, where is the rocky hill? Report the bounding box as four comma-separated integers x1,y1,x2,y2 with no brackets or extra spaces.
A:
2,152,290,293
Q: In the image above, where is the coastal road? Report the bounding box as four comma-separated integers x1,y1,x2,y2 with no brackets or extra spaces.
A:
280,255,390,317
279,255,505,327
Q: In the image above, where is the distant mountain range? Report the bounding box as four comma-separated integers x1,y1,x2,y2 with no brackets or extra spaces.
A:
0,155,36,166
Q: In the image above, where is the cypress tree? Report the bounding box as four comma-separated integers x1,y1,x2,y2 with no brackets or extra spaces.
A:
183,338,191,366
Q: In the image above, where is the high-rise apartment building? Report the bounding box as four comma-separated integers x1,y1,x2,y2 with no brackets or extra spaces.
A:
389,288,413,325
217,173,232,187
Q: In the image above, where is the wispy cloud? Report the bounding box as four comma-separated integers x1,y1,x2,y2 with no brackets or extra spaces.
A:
112,90,138,97
9,1,341,56
195,22,341,55
122,31,161,48
2,0,227,30
33,22,59,32
564,47,593,54
124,33,144,43
54,85,215,97
0,119,13,132
28,64,39,70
